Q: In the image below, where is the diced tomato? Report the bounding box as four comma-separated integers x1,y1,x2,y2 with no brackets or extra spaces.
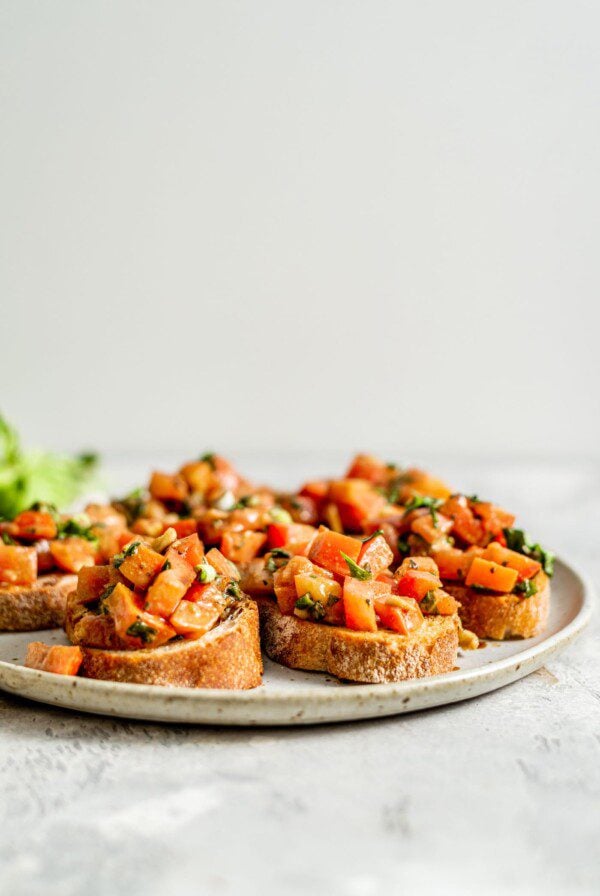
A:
396,555,440,576
357,534,394,577
205,548,241,580
273,555,314,614
374,596,424,634
49,538,96,574
421,588,460,615
308,528,362,577
179,460,212,494
440,496,484,545
393,566,442,601
118,542,165,589
343,578,389,632
220,530,267,564
432,548,474,581
0,544,37,585
104,582,176,648
345,454,390,484
283,524,318,556
185,581,222,604
294,571,343,624
169,597,222,638
403,469,452,500
149,471,188,504
77,564,118,604
130,518,164,537
410,512,453,545
482,541,541,580
465,557,518,593
11,510,57,541
267,523,288,549
473,502,516,537
25,642,83,676
144,568,190,618
170,533,205,568
328,479,387,530
299,480,329,504
168,518,198,539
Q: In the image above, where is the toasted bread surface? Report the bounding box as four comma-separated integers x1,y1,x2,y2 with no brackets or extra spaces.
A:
78,599,263,688
257,598,459,683
0,574,76,631
446,572,550,640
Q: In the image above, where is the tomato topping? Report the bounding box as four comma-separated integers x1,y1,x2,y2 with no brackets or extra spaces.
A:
465,557,518,593
342,578,391,632
170,533,205,568
205,548,240,580
118,542,165,590
374,596,424,634
25,642,83,676
432,548,475,581
49,538,96,574
149,471,188,504
169,598,222,638
327,479,387,531
482,542,541,580
357,533,394,577
168,518,198,539
393,568,442,601
220,530,267,564
11,510,58,541
440,496,484,545
308,528,362,577
104,582,176,648
0,544,37,585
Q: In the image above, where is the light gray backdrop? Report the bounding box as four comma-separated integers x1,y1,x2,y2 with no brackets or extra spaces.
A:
1,1,599,458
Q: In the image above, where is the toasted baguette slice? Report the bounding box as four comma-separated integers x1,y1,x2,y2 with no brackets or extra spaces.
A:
77,599,263,688
0,573,77,631
257,598,459,684
446,572,550,640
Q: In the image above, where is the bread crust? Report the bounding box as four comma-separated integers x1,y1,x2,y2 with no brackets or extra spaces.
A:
257,598,459,683
446,572,550,640
0,574,77,631
78,599,263,689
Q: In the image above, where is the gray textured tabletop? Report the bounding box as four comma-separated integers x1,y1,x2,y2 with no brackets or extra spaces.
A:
1,455,598,896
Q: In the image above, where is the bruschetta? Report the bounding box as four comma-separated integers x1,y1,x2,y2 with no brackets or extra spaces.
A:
0,506,99,631
251,526,477,683
26,527,263,688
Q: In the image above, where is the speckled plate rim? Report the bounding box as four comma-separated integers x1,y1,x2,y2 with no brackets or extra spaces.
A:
0,556,594,725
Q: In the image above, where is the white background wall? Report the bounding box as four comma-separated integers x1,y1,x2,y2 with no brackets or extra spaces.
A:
1,1,599,459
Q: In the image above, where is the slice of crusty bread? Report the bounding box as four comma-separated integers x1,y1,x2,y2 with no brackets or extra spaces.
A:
77,599,263,689
0,574,77,631
257,598,459,684
446,572,550,640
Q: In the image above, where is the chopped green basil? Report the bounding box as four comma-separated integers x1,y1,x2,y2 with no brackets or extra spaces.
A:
126,619,156,644
113,541,140,568
340,552,372,580
503,528,555,577
361,529,383,543
513,578,538,598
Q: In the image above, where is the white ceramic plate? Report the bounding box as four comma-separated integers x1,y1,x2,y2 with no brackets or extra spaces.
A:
0,557,593,725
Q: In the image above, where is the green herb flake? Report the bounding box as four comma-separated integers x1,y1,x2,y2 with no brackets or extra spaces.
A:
403,496,443,517
361,529,383,543
225,581,242,600
113,541,141,569
340,552,372,580
126,619,157,644
503,528,555,577
513,578,538,598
